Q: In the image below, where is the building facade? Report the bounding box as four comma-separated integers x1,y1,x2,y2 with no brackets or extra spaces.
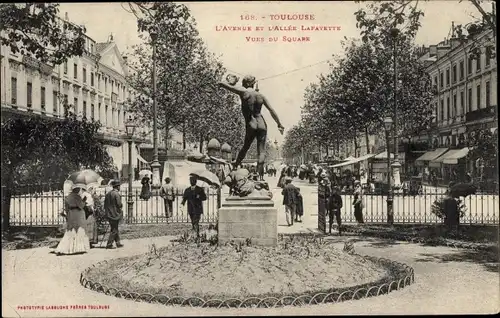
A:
414,26,497,184
0,17,152,179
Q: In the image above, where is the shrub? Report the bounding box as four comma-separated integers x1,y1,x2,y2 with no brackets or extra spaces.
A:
431,197,467,220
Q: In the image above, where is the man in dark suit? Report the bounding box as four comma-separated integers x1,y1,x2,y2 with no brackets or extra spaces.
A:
281,177,299,226
181,175,207,237
104,180,124,249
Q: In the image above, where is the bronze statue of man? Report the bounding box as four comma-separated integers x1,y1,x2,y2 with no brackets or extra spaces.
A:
218,74,284,176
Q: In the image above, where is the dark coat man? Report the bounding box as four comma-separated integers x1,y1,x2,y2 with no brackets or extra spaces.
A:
104,180,124,249
282,177,299,226
181,176,207,236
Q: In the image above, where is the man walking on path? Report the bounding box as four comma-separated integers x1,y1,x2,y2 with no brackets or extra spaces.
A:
104,180,124,249
181,175,207,237
282,177,299,226
328,186,343,235
160,177,175,221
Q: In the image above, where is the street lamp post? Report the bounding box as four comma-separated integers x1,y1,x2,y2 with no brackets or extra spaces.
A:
150,29,161,188
274,139,278,159
125,117,137,224
384,116,394,225
391,27,402,189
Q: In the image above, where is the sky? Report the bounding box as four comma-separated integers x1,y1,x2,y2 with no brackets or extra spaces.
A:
58,1,493,145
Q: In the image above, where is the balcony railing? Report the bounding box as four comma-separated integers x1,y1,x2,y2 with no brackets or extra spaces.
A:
466,105,497,122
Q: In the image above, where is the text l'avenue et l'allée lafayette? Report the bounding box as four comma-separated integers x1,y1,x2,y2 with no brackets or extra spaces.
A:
215,25,342,32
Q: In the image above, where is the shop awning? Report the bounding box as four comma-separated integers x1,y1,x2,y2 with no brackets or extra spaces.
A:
430,148,466,167
373,152,395,160
329,153,377,168
443,147,470,165
416,148,449,163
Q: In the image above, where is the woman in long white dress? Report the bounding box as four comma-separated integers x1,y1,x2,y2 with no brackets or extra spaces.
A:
55,186,90,255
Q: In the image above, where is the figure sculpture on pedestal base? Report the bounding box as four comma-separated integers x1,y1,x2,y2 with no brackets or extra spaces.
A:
218,74,284,180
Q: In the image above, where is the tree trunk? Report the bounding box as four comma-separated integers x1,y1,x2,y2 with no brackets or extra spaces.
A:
365,127,370,154
353,136,359,157
182,122,186,150
199,136,204,153
1,171,14,234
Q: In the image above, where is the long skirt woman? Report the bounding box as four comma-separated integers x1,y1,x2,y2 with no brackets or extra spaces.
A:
55,191,90,255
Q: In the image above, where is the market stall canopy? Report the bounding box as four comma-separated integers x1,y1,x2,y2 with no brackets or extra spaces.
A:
373,152,395,160
415,148,449,166
329,153,377,168
443,147,470,165
162,160,211,189
430,149,464,167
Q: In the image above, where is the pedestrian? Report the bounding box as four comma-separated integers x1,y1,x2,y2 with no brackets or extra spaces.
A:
104,180,124,249
277,167,286,188
160,177,175,220
295,187,304,223
55,186,90,255
181,175,207,237
282,177,299,226
328,186,343,235
353,180,364,224
82,186,99,247
140,174,152,200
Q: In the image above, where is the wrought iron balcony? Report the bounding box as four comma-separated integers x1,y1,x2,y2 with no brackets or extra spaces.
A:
466,105,497,122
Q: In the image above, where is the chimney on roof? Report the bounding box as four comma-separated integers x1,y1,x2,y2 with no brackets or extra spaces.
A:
65,12,69,20
108,33,114,43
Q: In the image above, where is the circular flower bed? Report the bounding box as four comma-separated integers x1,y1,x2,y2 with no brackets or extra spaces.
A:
80,235,414,307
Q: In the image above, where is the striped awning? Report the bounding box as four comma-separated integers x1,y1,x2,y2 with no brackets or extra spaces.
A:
443,147,470,165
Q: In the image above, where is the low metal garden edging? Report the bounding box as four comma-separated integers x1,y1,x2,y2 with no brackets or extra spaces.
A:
79,247,415,308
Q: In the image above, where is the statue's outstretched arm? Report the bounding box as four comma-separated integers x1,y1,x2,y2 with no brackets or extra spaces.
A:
218,82,246,95
263,95,284,131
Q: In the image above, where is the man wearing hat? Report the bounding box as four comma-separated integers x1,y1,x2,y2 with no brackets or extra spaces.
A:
353,180,364,223
328,186,343,235
104,180,124,249
181,175,207,237
160,177,175,220
281,176,299,226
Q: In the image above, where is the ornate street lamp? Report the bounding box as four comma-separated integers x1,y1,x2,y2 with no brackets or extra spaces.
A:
384,116,394,225
149,28,161,188
390,27,402,189
125,116,136,224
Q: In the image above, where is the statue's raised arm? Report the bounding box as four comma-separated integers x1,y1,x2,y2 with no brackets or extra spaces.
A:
218,74,247,95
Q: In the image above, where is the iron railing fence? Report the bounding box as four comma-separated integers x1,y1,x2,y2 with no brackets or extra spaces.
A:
4,187,221,227
317,186,499,226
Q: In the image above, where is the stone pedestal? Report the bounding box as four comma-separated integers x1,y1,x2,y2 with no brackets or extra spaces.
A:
218,196,277,246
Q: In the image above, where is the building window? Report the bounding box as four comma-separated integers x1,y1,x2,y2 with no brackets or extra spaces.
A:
440,99,444,121
41,86,46,110
439,72,444,89
460,91,464,115
91,103,95,120
105,105,108,126
91,72,94,86
73,63,78,79
485,81,490,107
433,76,437,86
53,91,58,114
486,47,492,66
476,53,481,71
476,84,481,109
83,101,87,117
467,88,472,113
104,78,107,92
11,77,17,104
446,68,450,86
117,110,121,128
27,82,32,108
452,94,457,118
83,67,87,83
98,103,101,122
74,97,78,113
64,61,68,74
459,60,464,80
467,57,472,75
446,97,450,119
452,64,457,83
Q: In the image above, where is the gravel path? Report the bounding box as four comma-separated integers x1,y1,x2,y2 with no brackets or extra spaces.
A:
2,177,498,316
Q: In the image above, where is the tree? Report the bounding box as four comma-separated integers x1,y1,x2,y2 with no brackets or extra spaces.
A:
0,3,86,65
125,2,245,155
1,110,114,232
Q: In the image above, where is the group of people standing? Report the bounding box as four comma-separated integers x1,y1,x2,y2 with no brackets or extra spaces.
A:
55,180,124,255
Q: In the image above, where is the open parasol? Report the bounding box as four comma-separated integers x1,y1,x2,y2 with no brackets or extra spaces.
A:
139,169,152,177
190,170,221,188
66,169,103,190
